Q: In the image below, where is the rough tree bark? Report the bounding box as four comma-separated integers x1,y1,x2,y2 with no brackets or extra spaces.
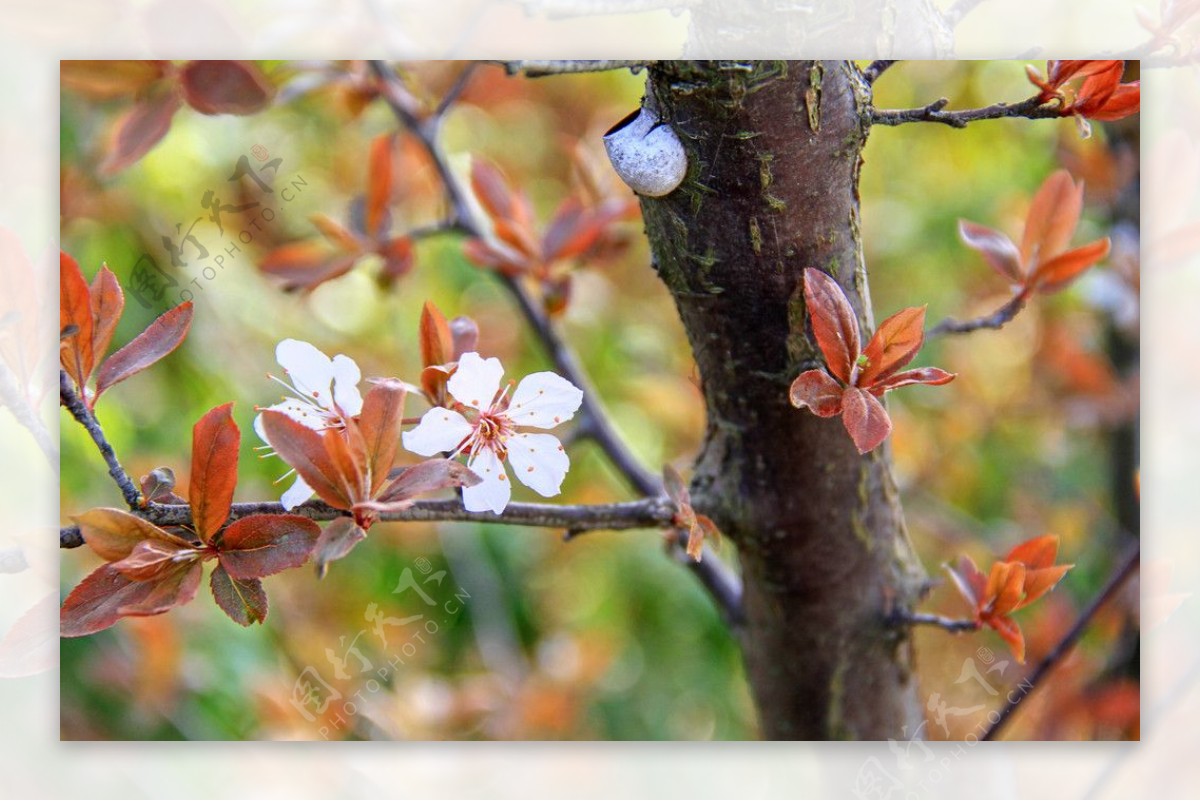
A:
638,60,927,739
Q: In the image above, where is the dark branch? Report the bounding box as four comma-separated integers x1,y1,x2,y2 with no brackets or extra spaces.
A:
892,610,981,633
862,60,897,85
871,96,1063,129
982,544,1140,741
928,291,1029,337
61,496,677,548
60,369,141,510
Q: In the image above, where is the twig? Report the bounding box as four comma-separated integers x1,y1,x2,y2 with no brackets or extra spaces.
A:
943,0,990,27
61,496,677,548
893,610,981,632
982,544,1140,741
499,60,650,78
871,96,1063,129
434,63,481,119
862,60,897,85
927,292,1028,337
0,360,55,464
59,369,140,510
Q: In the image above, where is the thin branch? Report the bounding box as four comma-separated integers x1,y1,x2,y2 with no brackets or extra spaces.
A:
892,610,981,632
0,360,55,464
61,496,678,548
982,544,1140,741
670,532,746,627
59,369,140,510
434,63,481,119
927,292,1029,337
943,0,990,27
862,60,897,85
499,60,650,78
871,96,1063,129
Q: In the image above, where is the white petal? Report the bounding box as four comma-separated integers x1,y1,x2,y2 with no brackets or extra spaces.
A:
258,398,325,433
253,412,269,443
280,475,314,511
507,371,583,429
276,339,334,404
462,448,511,514
402,407,474,456
447,352,505,411
507,433,569,497
330,354,363,415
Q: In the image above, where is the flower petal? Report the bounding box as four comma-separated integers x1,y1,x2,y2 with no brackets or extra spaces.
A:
788,369,844,417
507,433,570,497
401,407,474,456
331,354,363,415
508,371,584,429
446,352,505,411
276,339,335,403
462,447,511,513
280,475,314,511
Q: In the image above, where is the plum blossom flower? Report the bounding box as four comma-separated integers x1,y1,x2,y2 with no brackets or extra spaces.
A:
402,352,583,514
253,339,364,510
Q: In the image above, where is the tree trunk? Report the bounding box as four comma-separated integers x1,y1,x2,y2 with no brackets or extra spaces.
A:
638,60,927,739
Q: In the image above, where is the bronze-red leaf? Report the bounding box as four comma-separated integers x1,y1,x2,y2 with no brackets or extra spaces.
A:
179,60,274,116
216,514,320,579
209,565,268,626
93,301,194,401
189,403,240,543
803,269,860,384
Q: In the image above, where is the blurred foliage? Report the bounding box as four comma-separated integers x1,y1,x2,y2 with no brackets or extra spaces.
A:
60,61,1138,740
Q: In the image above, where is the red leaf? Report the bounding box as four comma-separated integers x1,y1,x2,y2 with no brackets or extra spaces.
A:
788,369,844,417
987,614,1027,664
1032,238,1110,294
93,301,194,400
89,265,125,364
179,60,273,115
59,251,95,389
357,380,406,494
860,306,927,389
260,242,359,292
471,159,517,222
60,561,201,637
419,301,452,368
377,237,414,285
73,507,192,562
100,87,182,175
662,464,692,513
872,367,956,393
112,538,201,582
543,197,604,263
260,411,357,510
1087,81,1140,121
139,467,182,504
1004,534,1060,569
365,133,395,239
309,213,363,253
803,269,860,384
372,459,480,506
983,561,1027,618
312,517,366,578
189,403,240,543
60,60,168,100
0,592,58,677
958,220,1024,284
1021,170,1083,266
841,386,892,454
209,565,268,626
216,514,319,579
945,555,987,610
